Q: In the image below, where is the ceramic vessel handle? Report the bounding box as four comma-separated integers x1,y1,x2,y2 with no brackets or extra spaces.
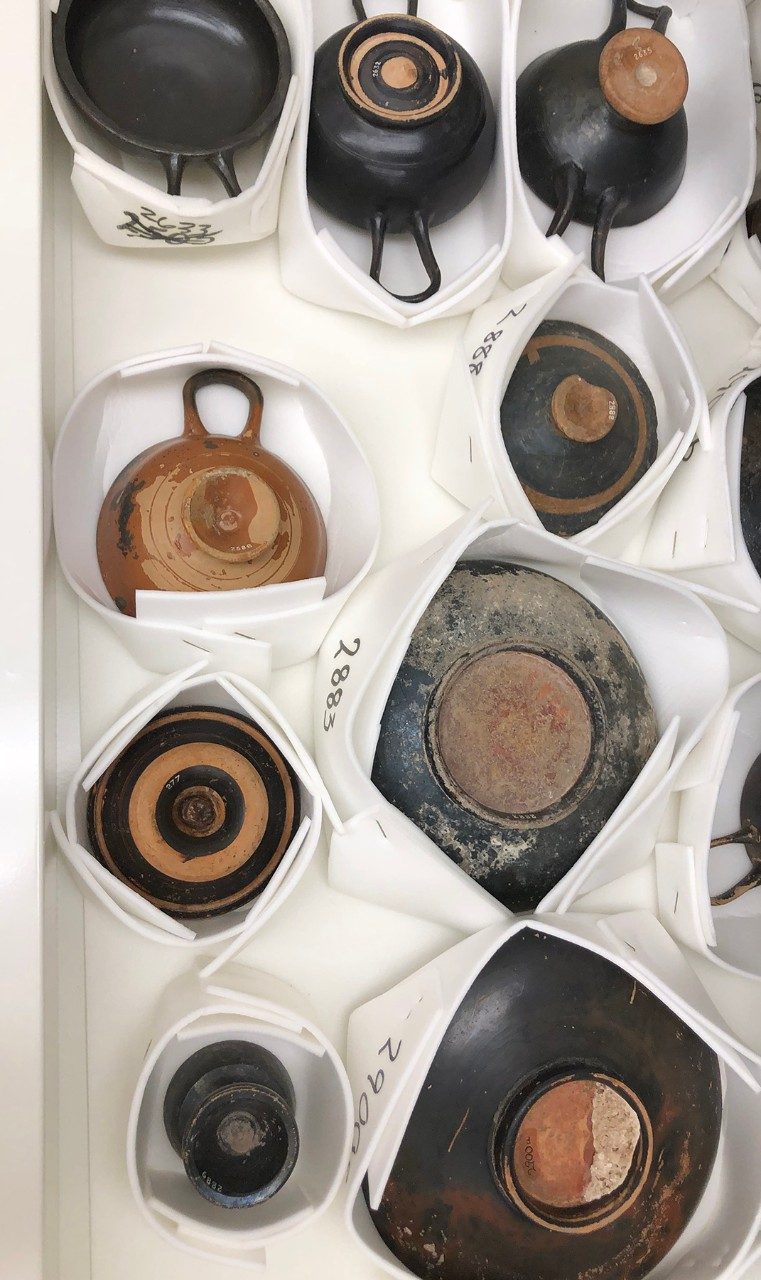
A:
208,151,242,198
353,0,418,18
163,153,187,196
182,370,264,443
162,150,241,197
370,209,442,305
626,1,672,35
607,2,672,38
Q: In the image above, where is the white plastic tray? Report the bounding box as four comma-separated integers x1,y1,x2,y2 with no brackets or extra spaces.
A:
4,7,761,1280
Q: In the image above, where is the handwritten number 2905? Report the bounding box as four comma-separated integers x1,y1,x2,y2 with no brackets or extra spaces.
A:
351,1036,403,1157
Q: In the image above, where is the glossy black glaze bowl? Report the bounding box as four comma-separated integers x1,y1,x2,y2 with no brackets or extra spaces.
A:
164,1040,299,1209
369,927,722,1280
500,320,659,536
53,0,292,196
517,0,688,278
307,2,496,302
371,560,658,911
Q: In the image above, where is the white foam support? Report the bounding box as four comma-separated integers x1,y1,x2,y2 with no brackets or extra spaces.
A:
53,670,329,953
344,914,761,1280
657,674,761,980
127,966,353,1267
52,342,380,671
433,266,704,558
509,0,756,295
42,0,308,248
278,0,514,326
316,513,730,931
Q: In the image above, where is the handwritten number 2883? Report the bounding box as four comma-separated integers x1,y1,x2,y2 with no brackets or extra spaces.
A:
323,638,361,732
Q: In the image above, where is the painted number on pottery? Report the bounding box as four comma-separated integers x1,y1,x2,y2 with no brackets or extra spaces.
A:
351,1036,403,1159
469,304,527,376
323,637,362,732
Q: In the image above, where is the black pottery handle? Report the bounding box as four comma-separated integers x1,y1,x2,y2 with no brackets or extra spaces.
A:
162,150,242,198
369,209,442,305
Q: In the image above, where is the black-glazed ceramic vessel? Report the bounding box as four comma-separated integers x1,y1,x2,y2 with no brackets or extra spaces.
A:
369,928,722,1280
740,377,761,577
500,320,659,537
164,1040,299,1209
53,0,292,197
516,0,689,279
710,748,761,905
307,0,497,302
87,706,300,919
371,560,658,912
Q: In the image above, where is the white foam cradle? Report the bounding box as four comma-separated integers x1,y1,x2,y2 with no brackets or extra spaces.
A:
641,368,761,650
52,669,337,960
343,912,761,1280
509,0,756,297
278,0,514,327
432,263,705,560
657,673,761,981
52,341,380,673
127,966,353,1268
316,511,731,932
43,0,308,248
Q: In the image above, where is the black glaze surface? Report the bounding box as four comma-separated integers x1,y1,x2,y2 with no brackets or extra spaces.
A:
164,1040,299,1209
307,10,496,302
371,560,658,912
53,0,292,196
740,378,761,576
369,928,722,1280
500,320,659,537
87,706,300,919
516,0,688,278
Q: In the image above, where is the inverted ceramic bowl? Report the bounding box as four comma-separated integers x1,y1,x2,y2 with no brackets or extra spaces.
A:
509,0,755,296
278,0,513,327
43,0,306,248
658,674,761,982
128,967,352,1266
52,342,379,674
315,512,729,933
51,670,333,959
344,913,761,1280
433,262,703,559
642,368,761,650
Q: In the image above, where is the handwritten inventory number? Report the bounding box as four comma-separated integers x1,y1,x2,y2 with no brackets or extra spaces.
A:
323,637,361,732
468,303,527,376
350,1037,402,1164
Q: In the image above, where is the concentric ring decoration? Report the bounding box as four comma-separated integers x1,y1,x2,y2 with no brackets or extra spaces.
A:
127,968,354,1264
54,671,331,954
52,343,381,673
338,15,462,126
316,514,730,930
343,916,761,1280
432,271,703,554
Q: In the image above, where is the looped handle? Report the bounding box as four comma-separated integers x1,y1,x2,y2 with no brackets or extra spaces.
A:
163,150,242,198
369,209,442,305
353,0,418,18
606,0,672,38
182,370,264,443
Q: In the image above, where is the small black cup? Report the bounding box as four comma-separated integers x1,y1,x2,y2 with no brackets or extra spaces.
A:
163,1040,299,1209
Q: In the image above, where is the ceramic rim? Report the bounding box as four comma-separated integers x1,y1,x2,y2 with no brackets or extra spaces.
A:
338,15,462,125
